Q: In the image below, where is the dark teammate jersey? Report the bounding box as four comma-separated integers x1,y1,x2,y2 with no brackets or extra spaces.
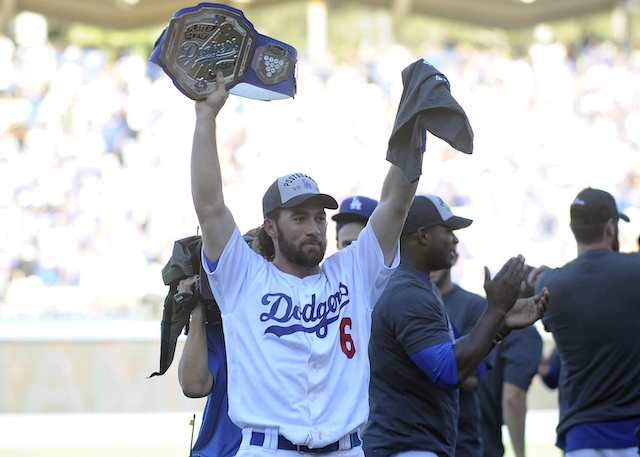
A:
442,284,488,457
364,262,457,457
535,249,640,441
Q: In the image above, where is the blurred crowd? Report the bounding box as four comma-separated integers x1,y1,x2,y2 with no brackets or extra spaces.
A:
1,15,640,316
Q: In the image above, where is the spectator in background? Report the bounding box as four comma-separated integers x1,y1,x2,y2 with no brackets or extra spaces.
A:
531,187,640,456
332,195,378,250
476,264,543,457
432,250,489,457
4,18,640,322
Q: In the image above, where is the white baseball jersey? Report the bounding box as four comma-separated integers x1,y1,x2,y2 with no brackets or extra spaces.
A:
202,222,399,448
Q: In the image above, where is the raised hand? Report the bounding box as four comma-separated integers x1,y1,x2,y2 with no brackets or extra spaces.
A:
483,255,526,316
195,71,229,117
504,287,549,329
177,275,198,294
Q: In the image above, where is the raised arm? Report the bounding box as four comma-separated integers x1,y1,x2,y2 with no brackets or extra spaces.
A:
192,72,236,262
368,164,418,266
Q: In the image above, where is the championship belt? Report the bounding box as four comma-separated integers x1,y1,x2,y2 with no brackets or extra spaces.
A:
150,2,297,101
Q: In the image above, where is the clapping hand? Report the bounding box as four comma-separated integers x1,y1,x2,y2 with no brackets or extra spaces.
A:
504,287,549,329
483,255,526,316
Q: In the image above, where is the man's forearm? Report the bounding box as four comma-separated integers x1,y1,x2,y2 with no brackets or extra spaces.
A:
191,101,235,261
191,109,224,221
178,306,213,397
370,164,418,265
454,307,505,382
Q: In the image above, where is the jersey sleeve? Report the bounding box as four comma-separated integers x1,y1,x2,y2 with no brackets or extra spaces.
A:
201,226,264,315
409,340,458,389
387,284,453,356
325,222,399,312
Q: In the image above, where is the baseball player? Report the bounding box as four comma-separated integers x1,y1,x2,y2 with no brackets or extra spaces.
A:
190,72,418,456
531,188,640,456
332,195,378,250
431,251,489,457
363,195,548,457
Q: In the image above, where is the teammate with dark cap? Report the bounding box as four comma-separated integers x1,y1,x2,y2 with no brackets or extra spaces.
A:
363,194,548,457
332,195,378,250
531,187,640,457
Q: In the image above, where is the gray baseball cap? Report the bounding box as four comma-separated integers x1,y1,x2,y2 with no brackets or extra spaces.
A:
402,194,472,235
262,173,338,217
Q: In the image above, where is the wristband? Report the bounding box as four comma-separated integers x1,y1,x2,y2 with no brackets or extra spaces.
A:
492,331,505,346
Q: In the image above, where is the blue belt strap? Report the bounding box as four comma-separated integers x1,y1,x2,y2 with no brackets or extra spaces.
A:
250,431,361,454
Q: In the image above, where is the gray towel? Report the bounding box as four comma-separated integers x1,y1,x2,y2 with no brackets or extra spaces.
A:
387,59,474,183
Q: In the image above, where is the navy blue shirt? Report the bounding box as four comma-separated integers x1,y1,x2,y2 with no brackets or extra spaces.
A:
442,284,488,457
364,262,457,457
535,249,640,448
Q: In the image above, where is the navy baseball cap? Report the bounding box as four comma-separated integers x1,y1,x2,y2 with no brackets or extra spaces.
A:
332,196,378,223
262,173,338,217
402,195,472,235
570,187,629,228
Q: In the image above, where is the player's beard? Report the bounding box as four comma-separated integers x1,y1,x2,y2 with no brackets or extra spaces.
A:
279,233,327,268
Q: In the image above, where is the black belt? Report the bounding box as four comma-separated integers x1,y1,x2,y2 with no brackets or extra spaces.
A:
250,431,361,454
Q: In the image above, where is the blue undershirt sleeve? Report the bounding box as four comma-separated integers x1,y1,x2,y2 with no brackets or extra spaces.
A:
203,250,219,272
409,340,458,390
